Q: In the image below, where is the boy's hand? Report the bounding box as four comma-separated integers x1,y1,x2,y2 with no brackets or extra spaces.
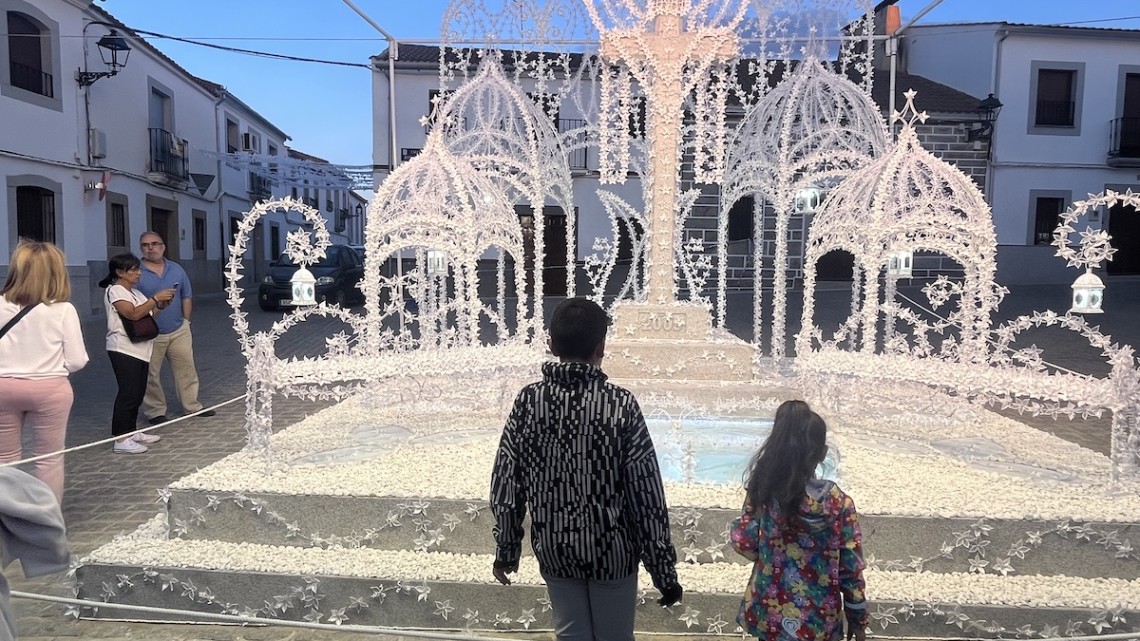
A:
657,583,683,607
492,561,517,585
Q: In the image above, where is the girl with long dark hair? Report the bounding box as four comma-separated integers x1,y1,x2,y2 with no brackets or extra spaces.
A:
732,400,869,641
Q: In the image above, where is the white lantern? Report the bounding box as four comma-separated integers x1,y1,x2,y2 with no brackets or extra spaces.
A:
1069,269,1105,314
427,250,448,276
289,266,317,306
887,250,913,279
795,186,822,213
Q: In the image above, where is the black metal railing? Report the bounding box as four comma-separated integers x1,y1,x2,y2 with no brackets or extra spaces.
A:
1109,117,1140,159
9,61,52,97
148,128,189,181
559,118,588,170
1035,100,1075,127
249,172,272,200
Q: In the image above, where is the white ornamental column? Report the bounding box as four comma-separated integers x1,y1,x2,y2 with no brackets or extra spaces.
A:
598,0,737,305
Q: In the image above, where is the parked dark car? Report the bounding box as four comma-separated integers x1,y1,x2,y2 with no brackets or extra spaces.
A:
258,244,364,311
349,245,366,265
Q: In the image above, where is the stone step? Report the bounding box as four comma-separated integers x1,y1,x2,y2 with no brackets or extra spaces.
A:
164,491,1140,580
76,529,1140,638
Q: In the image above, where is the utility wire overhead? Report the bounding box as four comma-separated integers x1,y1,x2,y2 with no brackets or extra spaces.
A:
129,28,372,68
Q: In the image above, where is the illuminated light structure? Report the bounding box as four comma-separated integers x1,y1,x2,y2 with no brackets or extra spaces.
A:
363,134,526,352
800,90,998,360
718,55,890,356
71,0,1140,633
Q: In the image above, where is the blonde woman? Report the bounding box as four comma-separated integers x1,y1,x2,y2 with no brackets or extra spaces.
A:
0,242,89,501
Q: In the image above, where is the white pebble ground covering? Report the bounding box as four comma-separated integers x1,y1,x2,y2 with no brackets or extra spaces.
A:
87,517,1140,611
170,392,1140,522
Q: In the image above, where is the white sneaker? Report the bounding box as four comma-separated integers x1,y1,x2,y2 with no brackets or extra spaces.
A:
113,438,148,454
133,432,161,444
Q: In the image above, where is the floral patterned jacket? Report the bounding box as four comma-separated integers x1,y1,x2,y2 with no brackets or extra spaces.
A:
730,479,869,641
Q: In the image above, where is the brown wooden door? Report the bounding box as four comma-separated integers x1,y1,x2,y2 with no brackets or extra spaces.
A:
1107,202,1140,274
543,207,569,296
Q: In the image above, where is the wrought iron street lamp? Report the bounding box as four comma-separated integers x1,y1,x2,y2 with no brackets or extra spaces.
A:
78,30,131,87
967,93,1003,143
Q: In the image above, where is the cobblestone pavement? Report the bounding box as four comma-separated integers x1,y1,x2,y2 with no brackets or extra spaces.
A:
8,278,1140,641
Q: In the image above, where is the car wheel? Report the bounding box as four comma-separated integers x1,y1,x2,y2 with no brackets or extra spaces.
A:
334,289,347,307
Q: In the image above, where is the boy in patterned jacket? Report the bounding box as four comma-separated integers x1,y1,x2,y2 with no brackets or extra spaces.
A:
490,298,683,640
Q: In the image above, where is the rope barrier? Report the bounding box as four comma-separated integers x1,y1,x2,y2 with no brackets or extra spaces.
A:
893,290,1090,379
0,396,246,469
9,590,522,640
11,590,1139,641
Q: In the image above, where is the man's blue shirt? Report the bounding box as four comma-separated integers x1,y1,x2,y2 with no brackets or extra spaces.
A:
138,259,193,334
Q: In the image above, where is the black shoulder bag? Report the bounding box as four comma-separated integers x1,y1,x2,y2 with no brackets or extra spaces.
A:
107,289,159,343
0,302,39,341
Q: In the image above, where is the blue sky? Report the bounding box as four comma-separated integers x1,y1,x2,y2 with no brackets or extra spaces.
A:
101,1,1140,169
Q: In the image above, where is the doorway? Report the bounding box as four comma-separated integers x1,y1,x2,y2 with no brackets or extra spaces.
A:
1107,201,1140,274
543,207,570,297
147,208,180,260
252,222,265,282
1121,73,1140,157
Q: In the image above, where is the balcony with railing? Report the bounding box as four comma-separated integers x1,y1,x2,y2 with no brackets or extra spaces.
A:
1109,117,1140,167
1034,100,1076,127
9,61,52,97
148,128,188,185
249,172,273,200
558,118,588,171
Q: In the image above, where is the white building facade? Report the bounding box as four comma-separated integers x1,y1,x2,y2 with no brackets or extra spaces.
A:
1,0,302,316
903,22,1140,282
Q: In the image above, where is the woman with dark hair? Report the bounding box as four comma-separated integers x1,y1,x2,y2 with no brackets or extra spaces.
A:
731,400,869,641
98,254,174,454
0,241,88,501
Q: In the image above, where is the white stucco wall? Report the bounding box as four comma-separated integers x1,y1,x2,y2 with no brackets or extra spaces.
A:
904,23,998,99
906,24,1140,281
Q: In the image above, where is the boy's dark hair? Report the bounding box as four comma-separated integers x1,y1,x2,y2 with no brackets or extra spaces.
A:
549,298,609,360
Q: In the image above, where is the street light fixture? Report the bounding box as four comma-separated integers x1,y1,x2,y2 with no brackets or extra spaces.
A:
78,30,131,87
967,93,1003,142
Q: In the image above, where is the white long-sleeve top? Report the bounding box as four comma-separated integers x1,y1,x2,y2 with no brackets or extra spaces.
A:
0,298,89,379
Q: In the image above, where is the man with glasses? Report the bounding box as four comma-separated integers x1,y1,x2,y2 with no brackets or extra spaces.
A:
136,231,214,425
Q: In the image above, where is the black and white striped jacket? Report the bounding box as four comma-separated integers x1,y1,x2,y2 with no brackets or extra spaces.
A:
491,361,679,590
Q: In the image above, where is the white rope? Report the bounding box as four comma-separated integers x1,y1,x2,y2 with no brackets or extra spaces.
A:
9,589,523,640
893,290,1089,379
12,590,1139,641
0,396,245,468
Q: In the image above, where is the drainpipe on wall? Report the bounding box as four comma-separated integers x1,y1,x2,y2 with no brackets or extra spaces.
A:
212,92,229,288
889,0,945,124
984,27,1010,204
